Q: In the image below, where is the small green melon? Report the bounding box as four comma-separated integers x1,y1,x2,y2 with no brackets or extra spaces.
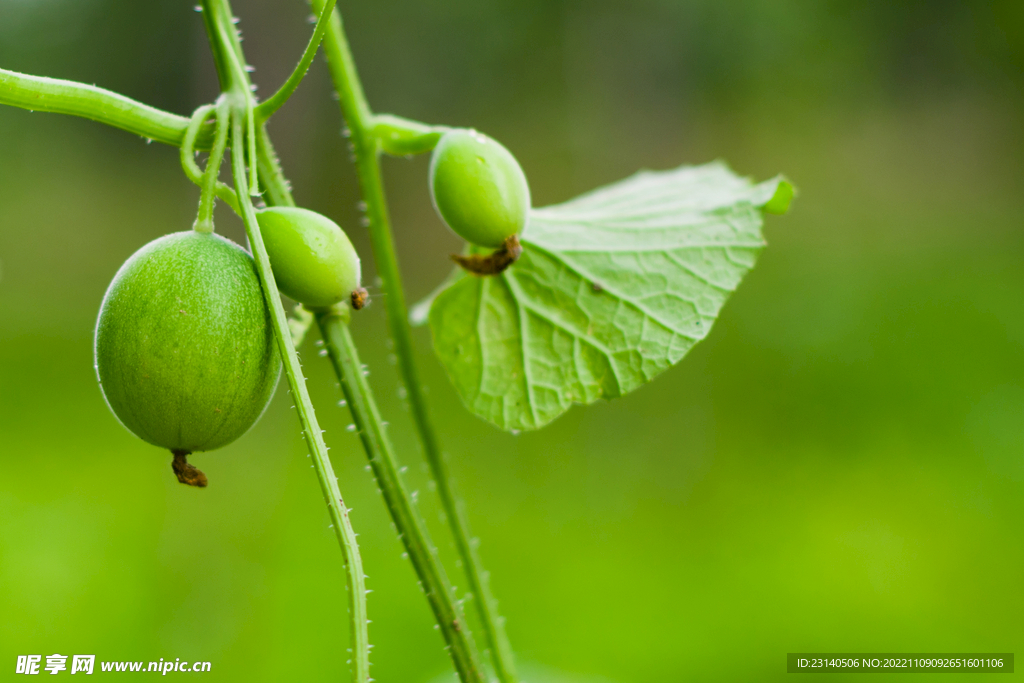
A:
94,231,281,455
429,129,530,249
256,206,361,309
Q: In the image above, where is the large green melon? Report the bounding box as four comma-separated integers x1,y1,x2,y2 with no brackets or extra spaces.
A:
95,231,281,456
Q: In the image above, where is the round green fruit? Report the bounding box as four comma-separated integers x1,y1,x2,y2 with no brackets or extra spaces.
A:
429,129,530,249
256,206,362,309
94,231,281,455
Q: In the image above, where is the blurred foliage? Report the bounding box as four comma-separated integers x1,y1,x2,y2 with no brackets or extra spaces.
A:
1,0,1022,681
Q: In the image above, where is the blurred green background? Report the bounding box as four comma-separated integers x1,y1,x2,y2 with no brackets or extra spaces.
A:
2,0,1023,680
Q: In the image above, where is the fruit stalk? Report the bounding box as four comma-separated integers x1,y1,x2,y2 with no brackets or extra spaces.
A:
179,101,241,217
313,2,519,681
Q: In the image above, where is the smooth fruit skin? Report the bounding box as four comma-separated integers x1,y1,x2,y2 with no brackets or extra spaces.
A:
256,207,361,309
429,129,530,249
95,231,281,453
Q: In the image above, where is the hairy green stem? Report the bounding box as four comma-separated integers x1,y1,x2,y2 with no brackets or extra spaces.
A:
0,68,214,149
316,312,484,683
0,65,249,218
234,113,368,683
255,125,296,208
207,5,258,195
203,1,370,681
313,2,518,681
195,100,233,229
255,0,338,121
181,102,240,216
371,114,448,156
181,100,238,228
181,104,216,182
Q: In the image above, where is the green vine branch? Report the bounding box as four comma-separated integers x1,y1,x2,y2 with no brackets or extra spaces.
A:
194,99,233,229
180,100,240,220
371,114,448,156
0,68,214,149
255,0,338,121
255,125,298,208
205,1,257,195
316,312,484,683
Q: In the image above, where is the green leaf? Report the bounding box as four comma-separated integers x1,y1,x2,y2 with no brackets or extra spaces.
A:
428,161,792,431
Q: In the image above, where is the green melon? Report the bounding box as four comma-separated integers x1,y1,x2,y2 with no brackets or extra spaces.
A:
94,231,281,460
429,129,530,249
256,207,362,309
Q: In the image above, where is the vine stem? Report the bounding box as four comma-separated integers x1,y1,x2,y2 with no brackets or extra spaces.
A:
316,312,484,683
254,0,338,121
232,121,368,683
180,99,238,228
312,2,518,681
0,68,214,148
181,103,240,215
195,99,232,229
201,1,370,681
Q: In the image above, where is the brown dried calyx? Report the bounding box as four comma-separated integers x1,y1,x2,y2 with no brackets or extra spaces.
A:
350,287,369,310
450,235,522,276
171,450,208,488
